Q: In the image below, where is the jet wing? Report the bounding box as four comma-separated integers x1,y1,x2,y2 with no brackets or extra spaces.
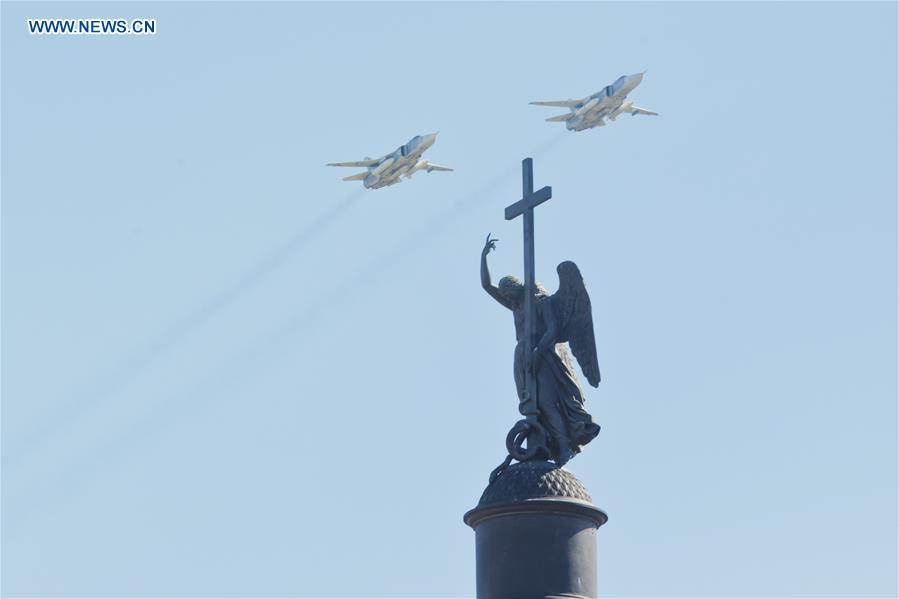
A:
629,106,659,116
426,163,453,172
546,113,573,122
326,159,380,168
530,99,581,108
342,172,368,181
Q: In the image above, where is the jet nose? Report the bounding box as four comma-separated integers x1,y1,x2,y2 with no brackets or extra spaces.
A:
423,132,439,145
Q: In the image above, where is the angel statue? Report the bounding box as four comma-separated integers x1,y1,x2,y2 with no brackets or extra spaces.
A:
481,234,601,469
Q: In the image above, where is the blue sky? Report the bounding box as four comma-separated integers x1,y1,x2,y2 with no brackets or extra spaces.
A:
2,1,896,597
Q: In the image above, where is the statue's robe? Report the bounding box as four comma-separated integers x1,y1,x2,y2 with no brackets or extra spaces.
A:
512,297,600,461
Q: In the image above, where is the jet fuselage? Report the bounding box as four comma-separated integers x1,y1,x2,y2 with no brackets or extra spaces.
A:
531,72,656,132
365,133,438,189
564,73,644,131
328,133,452,189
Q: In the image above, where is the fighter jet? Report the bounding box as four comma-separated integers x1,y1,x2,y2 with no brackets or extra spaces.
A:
327,133,453,189
531,72,658,132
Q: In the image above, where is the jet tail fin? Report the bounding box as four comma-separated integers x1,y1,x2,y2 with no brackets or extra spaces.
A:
546,113,573,122
630,106,659,116
342,172,368,181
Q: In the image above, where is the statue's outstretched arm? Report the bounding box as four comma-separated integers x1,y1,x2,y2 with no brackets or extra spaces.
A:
481,234,513,310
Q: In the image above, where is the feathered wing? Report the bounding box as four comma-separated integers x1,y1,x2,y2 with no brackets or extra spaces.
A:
551,261,601,387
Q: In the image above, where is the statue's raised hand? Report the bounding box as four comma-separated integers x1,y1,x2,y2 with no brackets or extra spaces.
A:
482,233,499,257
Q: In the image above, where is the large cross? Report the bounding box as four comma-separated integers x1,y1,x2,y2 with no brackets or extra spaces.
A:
505,158,552,420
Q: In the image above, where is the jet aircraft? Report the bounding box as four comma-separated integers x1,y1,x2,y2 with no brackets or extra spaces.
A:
531,72,658,132
327,133,453,189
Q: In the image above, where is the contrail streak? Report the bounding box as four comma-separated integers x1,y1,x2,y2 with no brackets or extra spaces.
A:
3,133,569,530
4,189,366,470
201,132,568,386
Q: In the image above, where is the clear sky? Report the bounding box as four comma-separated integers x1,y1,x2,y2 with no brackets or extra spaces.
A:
2,1,896,597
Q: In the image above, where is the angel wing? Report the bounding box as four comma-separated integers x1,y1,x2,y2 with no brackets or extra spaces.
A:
550,261,600,387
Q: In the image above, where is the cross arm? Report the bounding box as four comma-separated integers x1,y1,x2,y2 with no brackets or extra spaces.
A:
504,186,552,221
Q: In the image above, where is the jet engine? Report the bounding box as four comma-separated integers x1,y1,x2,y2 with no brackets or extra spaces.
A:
372,158,394,175
575,97,599,116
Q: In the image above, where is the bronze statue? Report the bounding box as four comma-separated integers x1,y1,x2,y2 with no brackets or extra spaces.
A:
481,234,601,468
